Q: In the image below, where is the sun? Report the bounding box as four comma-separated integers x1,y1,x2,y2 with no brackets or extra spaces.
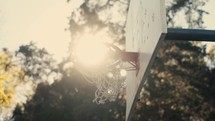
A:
73,33,109,67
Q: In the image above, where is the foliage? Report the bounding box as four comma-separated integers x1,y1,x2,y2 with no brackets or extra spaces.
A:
0,49,28,121
14,66,126,121
0,43,62,121
16,42,62,85
68,0,129,49
0,50,24,107
166,0,209,28
131,40,215,120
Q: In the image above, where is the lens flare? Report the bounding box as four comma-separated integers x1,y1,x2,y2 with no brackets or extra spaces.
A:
74,33,108,67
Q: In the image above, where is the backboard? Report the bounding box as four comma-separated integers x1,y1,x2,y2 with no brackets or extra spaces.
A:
125,0,167,121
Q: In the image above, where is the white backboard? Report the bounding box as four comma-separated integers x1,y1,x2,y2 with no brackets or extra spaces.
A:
125,0,167,121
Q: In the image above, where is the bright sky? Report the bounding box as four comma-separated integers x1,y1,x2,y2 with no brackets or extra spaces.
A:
0,0,214,62
173,0,215,29
203,0,215,29
0,0,84,62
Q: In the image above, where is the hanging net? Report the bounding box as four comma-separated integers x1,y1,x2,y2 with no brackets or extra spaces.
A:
70,41,127,104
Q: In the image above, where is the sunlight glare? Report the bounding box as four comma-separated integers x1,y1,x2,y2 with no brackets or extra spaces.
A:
74,33,108,66
120,69,127,77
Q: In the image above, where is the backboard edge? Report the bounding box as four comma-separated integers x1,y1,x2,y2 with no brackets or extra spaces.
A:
126,33,166,121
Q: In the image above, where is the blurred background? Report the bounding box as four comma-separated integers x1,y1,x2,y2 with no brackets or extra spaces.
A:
0,0,215,121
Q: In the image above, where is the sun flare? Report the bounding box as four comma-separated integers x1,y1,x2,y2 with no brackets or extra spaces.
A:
73,33,109,67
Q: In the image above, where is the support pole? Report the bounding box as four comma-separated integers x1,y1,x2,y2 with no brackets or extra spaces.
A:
166,28,215,42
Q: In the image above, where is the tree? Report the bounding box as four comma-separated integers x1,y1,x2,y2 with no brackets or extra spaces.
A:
68,0,129,49
0,42,62,121
166,0,209,28
0,49,28,121
14,59,126,121
16,42,62,85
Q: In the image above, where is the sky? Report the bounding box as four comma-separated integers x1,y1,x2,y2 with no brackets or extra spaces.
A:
173,0,215,29
203,0,215,30
0,0,215,62
0,0,84,61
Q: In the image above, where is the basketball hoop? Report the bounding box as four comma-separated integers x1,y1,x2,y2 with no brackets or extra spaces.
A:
70,42,138,104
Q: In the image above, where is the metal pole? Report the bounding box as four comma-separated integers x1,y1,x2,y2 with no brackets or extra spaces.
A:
166,28,215,42
120,28,215,69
